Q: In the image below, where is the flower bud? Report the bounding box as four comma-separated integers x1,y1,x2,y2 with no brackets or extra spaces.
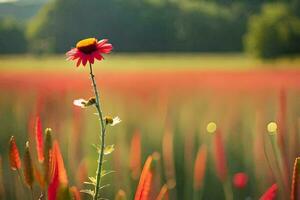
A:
9,136,21,171
23,142,34,188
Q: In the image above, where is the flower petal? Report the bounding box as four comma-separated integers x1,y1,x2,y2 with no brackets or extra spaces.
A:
94,52,104,61
73,99,87,108
111,117,121,126
82,56,88,66
66,48,78,57
76,58,82,67
88,55,94,64
97,39,108,47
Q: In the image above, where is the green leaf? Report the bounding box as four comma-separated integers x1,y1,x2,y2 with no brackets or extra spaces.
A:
104,145,115,155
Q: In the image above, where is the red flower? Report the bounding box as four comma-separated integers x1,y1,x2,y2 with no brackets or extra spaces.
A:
233,172,248,189
260,184,278,200
66,38,112,67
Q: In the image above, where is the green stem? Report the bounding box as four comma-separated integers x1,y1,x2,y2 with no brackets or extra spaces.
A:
269,135,289,198
223,179,233,200
89,63,106,200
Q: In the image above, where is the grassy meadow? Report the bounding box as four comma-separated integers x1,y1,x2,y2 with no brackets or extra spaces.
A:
1,53,300,72
1,54,300,200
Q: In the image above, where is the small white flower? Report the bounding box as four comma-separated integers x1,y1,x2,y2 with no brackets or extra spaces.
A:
73,99,88,108
111,116,121,126
73,97,96,108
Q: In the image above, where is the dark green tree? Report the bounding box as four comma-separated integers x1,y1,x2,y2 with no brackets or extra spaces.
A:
0,19,27,54
244,3,300,59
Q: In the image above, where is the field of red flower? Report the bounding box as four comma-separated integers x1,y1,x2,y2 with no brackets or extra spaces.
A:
1,69,300,94
1,68,300,200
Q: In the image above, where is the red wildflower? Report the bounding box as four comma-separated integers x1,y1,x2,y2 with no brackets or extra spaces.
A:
35,116,44,163
213,130,228,182
48,160,59,200
53,140,68,186
134,156,153,200
233,172,248,189
66,38,112,67
48,141,68,200
260,184,278,200
193,145,207,190
130,130,141,179
9,136,21,170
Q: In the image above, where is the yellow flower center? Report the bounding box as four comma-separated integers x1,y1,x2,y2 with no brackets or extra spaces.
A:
105,116,114,125
76,38,97,54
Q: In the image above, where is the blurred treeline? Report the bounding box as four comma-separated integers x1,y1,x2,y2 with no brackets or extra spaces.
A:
1,0,300,58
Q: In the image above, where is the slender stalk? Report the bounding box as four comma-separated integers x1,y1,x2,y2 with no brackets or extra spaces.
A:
223,179,233,200
16,169,25,200
269,135,289,198
193,188,203,200
30,187,34,200
89,63,106,200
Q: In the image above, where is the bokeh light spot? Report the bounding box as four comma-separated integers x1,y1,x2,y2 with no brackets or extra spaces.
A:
207,122,217,133
267,122,277,134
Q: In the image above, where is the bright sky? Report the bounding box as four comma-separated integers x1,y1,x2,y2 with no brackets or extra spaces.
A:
0,0,18,3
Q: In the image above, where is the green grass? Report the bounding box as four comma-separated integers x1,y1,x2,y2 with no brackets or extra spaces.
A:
1,53,300,72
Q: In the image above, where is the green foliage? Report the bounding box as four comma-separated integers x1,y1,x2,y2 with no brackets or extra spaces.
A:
0,18,27,54
176,2,247,51
27,0,247,53
290,0,300,17
4,0,300,56
244,3,300,59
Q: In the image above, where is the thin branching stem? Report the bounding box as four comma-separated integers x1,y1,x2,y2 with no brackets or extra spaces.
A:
89,63,106,200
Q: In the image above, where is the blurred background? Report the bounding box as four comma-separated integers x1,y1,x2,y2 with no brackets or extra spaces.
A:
1,0,300,199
